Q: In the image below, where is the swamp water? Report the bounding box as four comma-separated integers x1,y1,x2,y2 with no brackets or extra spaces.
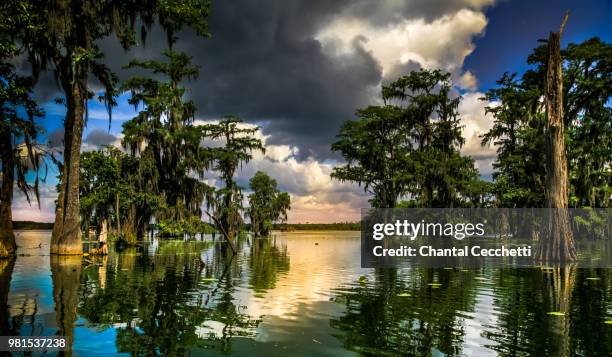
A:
2,230,612,356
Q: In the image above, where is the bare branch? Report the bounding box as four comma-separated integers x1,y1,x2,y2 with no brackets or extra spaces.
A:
559,11,569,36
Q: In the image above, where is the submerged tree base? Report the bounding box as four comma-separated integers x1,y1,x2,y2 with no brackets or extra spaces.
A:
89,245,108,256
0,234,16,259
51,218,83,255
535,209,578,263
50,240,83,255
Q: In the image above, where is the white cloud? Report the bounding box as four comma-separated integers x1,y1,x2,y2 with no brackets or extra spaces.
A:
316,8,488,76
12,184,57,223
459,91,497,176
265,145,299,162
316,4,497,180
195,119,369,223
458,70,478,91
253,157,368,223
318,6,497,178
81,133,124,153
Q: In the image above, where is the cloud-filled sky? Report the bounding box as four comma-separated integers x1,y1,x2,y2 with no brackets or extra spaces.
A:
12,0,612,223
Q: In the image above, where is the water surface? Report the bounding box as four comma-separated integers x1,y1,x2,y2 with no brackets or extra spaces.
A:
3,230,612,356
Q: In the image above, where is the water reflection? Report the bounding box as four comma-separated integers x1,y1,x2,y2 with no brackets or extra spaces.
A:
51,255,82,356
330,267,479,356
0,258,15,336
249,237,289,294
79,241,245,355
2,231,612,356
330,265,612,356
482,266,612,356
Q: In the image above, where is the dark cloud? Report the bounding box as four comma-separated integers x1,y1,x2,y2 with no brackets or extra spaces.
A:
177,0,383,159
47,129,64,149
85,129,117,147
38,0,383,160
32,72,64,103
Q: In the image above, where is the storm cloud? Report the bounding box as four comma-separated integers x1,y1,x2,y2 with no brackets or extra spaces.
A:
86,0,494,160
85,129,117,147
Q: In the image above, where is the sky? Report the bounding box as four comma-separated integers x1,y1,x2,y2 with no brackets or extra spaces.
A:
12,0,612,223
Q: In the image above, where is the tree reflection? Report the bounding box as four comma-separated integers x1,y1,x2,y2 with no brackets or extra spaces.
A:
481,266,612,356
570,268,612,356
248,237,289,293
78,239,264,355
0,258,15,336
330,267,478,356
51,255,82,356
546,265,576,357
331,266,612,356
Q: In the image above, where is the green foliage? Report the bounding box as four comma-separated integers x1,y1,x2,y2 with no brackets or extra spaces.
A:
0,1,46,208
201,116,265,187
121,50,212,233
80,147,164,239
200,116,265,240
6,0,210,249
17,0,211,93
331,105,413,208
332,69,487,208
79,148,122,227
572,208,607,239
482,38,611,208
157,216,215,238
80,147,214,244
248,171,291,237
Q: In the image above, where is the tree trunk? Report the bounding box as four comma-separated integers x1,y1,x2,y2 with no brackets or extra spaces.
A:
98,218,108,255
222,188,237,243
115,192,121,234
136,215,147,241
51,83,85,255
0,130,16,257
122,205,137,245
537,18,577,263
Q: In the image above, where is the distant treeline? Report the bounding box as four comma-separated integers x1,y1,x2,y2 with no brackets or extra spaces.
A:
274,222,360,231
13,220,360,232
13,221,54,230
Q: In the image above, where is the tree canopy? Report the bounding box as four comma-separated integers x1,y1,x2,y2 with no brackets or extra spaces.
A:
482,37,611,208
332,69,486,208
121,50,212,236
200,116,265,242
248,171,291,237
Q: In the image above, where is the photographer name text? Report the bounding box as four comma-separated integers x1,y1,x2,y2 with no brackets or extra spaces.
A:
373,245,533,257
